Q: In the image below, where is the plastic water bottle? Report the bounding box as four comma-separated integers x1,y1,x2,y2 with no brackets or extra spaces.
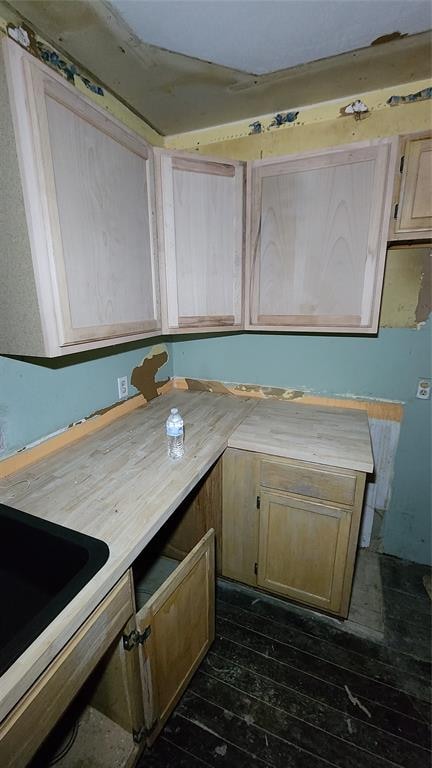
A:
166,407,184,459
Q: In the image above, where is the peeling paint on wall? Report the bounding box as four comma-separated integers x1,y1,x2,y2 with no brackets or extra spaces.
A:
340,100,369,120
177,378,403,421
131,344,170,401
6,24,104,94
248,120,263,135
380,247,431,328
387,87,432,106
269,111,299,128
416,250,432,325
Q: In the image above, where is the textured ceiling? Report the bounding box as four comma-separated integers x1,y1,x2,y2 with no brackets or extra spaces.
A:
111,0,432,75
6,0,432,135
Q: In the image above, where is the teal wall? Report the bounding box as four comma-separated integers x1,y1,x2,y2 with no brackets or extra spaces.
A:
0,338,172,457
171,321,432,566
1,323,430,565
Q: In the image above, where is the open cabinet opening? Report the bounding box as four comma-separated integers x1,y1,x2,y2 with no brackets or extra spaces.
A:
27,460,220,767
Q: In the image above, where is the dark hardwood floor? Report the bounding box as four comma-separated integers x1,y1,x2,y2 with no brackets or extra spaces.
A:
139,554,431,768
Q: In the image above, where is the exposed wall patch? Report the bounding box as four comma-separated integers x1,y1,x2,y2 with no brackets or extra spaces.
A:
269,111,299,128
387,87,432,106
416,250,432,325
370,31,407,46
248,120,263,135
131,344,170,401
340,100,369,120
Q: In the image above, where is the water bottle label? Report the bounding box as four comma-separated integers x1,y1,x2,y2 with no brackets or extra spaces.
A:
166,424,184,437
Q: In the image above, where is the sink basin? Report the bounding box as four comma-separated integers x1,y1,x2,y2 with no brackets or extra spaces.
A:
0,503,109,677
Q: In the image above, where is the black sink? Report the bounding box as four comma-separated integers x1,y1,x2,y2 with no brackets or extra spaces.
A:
0,503,109,677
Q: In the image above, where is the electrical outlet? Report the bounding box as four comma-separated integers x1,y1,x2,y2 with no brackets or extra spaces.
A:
117,376,128,400
416,379,431,400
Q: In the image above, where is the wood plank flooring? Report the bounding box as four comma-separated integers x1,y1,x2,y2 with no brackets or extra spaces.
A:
139,554,431,768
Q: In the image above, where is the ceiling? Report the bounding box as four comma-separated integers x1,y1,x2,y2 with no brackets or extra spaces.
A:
110,0,432,76
6,0,432,135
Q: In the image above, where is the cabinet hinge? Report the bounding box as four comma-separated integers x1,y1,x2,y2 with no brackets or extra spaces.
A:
132,720,158,743
256,495,261,509
254,562,258,575
393,203,399,220
399,155,405,174
122,626,151,651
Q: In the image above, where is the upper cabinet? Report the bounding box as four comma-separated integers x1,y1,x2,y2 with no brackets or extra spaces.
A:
246,139,397,334
389,132,432,241
156,150,244,332
1,40,160,357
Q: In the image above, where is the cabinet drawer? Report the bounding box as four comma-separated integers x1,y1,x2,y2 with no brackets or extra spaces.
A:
260,459,357,506
0,572,134,768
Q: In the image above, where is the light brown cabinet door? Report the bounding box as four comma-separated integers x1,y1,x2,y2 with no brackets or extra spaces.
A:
257,490,351,613
136,529,215,745
222,448,260,586
247,139,397,333
5,40,160,352
393,134,432,238
156,150,244,332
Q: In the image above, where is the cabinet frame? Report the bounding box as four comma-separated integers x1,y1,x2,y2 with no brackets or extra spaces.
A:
222,448,366,617
245,138,398,334
3,39,161,355
388,131,432,241
155,148,245,333
0,572,134,768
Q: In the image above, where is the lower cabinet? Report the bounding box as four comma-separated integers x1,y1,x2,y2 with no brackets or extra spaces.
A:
132,529,215,746
0,573,135,768
257,491,351,613
1,529,215,767
222,447,366,618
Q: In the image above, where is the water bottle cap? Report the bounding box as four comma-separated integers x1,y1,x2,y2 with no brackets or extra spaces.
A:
171,408,178,414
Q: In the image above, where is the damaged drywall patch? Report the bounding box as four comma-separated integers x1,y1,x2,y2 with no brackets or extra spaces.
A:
131,344,170,401
233,383,305,400
340,100,369,120
416,250,432,325
269,111,299,128
249,120,263,135
387,87,432,106
371,31,407,46
182,378,305,400
380,248,429,328
6,24,104,95
185,378,231,395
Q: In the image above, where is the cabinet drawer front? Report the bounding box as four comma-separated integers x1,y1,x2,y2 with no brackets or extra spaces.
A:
260,460,356,506
0,573,134,768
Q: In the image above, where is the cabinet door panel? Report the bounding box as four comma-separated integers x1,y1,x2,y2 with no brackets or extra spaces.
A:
11,44,160,349
136,529,215,745
158,151,244,331
258,491,351,613
248,140,396,333
397,136,432,234
222,448,259,586
45,95,157,338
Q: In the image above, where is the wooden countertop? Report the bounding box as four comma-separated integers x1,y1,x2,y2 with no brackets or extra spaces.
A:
0,390,373,720
228,399,374,473
0,390,254,720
